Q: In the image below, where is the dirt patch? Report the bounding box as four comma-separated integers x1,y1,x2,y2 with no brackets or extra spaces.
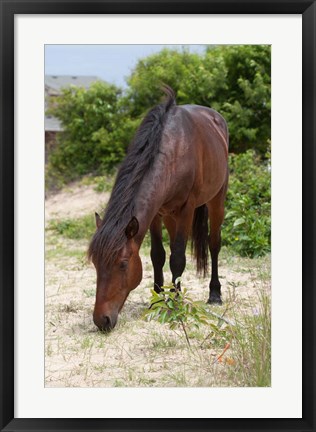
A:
45,181,271,388
45,182,109,221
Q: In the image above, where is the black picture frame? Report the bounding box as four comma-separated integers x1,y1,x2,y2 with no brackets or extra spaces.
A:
0,1,315,431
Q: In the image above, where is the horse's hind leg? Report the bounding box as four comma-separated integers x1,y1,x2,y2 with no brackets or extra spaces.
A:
206,184,227,304
150,215,166,293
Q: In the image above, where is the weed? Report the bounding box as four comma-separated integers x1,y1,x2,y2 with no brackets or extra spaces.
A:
229,291,271,386
143,284,230,349
48,215,95,240
46,343,53,357
81,336,94,350
150,332,179,350
94,175,116,193
83,288,95,298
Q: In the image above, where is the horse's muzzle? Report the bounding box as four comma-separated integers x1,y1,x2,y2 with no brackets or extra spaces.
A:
94,314,117,332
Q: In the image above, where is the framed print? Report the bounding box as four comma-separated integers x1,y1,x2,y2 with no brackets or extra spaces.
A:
0,1,315,431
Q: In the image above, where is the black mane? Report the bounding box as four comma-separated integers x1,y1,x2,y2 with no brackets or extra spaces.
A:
88,86,176,265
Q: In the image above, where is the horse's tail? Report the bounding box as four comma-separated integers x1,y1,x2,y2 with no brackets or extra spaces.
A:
191,204,209,277
161,84,176,110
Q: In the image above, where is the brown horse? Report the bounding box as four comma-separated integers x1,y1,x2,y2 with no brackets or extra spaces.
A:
88,86,229,331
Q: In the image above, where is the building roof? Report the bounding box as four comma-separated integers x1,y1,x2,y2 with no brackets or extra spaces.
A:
45,75,102,132
45,116,63,132
45,75,100,93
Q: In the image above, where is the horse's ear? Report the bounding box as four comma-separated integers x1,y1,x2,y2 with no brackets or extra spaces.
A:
125,217,139,239
95,212,102,229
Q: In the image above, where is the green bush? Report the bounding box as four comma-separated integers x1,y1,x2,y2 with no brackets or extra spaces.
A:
46,82,138,184
207,45,271,155
125,45,270,155
124,48,202,116
143,285,230,348
222,149,271,257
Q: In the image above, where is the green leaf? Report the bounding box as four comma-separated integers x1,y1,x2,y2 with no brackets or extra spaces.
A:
159,310,169,324
233,217,246,227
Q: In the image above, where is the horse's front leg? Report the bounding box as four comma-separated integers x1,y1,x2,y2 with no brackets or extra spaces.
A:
169,236,187,291
168,204,194,291
150,215,166,293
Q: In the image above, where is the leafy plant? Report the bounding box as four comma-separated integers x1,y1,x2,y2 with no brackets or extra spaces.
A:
125,45,270,155
223,149,271,257
143,284,229,348
46,81,138,185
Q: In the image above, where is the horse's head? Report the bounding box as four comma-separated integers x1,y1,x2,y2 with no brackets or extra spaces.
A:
90,213,142,331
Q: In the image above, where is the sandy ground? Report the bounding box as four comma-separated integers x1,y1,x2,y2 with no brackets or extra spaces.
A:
45,183,109,220
45,182,271,388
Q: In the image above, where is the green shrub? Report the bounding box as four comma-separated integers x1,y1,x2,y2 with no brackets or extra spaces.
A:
143,285,230,348
46,82,138,185
125,45,270,156
48,215,95,240
93,175,116,193
222,149,271,257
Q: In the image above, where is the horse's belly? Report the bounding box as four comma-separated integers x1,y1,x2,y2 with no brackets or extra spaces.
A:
194,183,225,207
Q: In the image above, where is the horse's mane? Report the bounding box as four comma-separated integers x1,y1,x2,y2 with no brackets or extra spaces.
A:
88,85,176,265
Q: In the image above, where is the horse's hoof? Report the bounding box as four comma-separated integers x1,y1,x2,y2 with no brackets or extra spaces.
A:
207,295,222,305
154,284,163,294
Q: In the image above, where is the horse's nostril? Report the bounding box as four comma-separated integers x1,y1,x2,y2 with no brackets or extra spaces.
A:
95,315,113,332
93,314,109,330
102,315,111,328
93,312,117,332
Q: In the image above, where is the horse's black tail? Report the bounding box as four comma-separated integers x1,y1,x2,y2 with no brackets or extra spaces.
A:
191,204,209,277
161,84,176,110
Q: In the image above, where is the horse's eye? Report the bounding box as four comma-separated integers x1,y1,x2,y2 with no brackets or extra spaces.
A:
119,261,128,270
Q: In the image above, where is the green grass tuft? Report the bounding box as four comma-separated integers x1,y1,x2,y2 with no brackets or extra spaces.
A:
48,215,95,240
